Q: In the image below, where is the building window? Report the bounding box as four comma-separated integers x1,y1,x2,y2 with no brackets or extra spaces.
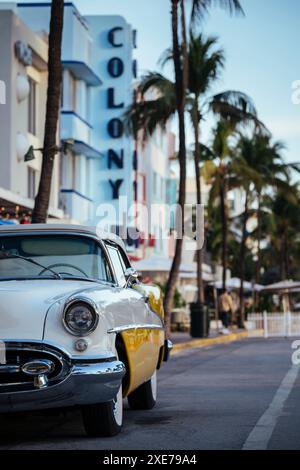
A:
69,73,77,112
27,167,36,199
28,77,37,135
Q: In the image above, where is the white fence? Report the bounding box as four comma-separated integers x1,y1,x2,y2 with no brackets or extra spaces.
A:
247,312,300,338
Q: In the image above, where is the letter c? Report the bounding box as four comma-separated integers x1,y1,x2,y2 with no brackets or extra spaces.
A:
108,27,123,48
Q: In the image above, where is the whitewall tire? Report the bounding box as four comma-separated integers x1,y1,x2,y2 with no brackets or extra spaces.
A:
128,371,157,410
82,385,123,437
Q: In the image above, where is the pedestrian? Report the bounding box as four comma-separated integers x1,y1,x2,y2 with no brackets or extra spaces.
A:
218,289,233,335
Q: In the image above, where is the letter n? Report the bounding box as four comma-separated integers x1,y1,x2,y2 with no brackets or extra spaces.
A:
108,149,124,169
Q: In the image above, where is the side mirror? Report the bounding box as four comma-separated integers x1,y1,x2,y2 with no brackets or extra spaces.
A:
124,267,139,288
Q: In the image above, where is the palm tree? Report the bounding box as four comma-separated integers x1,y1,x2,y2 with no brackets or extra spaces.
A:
268,187,300,280
162,0,188,336
187,33,225,304
204,121,237,290
164,0,245,333
230,137,264,324
32,0,64,223
163,33,262,304
126,56,257,335
235,134,300,318
127,0,245,333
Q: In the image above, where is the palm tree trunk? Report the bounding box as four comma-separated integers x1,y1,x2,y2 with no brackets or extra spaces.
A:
254,193,262,308
164,0,187,337
283,228,289,279
280,236,285,281
32,0,64,223
220,173,228,291
239,190,249,327
180,0,188,93
193,112,204,304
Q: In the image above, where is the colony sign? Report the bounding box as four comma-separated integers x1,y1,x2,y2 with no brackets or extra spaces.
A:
86,15,136,210
107,27,126,199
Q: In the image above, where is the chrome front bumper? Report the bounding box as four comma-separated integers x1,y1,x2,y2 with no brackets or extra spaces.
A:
0,344,125,413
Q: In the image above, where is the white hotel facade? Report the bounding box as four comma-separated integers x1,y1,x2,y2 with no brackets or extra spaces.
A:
0,2,175,259
0,2,62,220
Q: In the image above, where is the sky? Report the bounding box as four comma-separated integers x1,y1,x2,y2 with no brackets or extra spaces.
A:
3,0,300,165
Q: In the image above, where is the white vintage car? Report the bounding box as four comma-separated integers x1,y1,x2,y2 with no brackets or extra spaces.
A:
0,224,171,437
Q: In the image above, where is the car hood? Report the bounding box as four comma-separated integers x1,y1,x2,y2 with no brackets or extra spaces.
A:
0,279,100,340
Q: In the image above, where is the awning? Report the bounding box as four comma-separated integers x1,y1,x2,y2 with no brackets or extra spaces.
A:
132,256,194,273
179,271,214,282
261,280,300,293
72,140,103,159
132,256,213,281
210,277,263,292
0,187,64,220
62,61,102,87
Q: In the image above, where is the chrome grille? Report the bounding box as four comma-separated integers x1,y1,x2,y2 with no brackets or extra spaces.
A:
0,342,70,392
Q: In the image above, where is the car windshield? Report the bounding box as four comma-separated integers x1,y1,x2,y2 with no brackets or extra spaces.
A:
0,234,113,282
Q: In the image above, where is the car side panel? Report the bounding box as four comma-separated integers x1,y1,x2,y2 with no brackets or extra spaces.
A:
121,284,165,395
121,328,164,395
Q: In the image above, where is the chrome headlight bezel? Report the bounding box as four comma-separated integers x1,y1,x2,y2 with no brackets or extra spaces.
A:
62,298,99,337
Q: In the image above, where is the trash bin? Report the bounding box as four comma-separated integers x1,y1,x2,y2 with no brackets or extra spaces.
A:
190,303,210,338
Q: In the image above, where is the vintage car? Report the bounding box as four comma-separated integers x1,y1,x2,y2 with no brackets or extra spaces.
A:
0,224,171,437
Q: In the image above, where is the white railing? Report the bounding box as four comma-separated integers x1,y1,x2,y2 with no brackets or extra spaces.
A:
247,312,300,338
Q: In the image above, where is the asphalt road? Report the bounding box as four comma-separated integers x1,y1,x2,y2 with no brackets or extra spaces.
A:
1,338,300,450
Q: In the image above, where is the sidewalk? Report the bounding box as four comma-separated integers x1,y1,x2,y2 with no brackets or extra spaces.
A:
171,329,248,354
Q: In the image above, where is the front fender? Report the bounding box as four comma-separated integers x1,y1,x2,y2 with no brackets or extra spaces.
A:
43,299,116,359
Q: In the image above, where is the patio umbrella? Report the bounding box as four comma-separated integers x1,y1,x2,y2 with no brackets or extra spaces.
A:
261,280,300,292
261,280,300,315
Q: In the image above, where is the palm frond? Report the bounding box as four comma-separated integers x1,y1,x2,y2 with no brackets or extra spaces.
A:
124,95,176,137
188,33,225,96
137,72,175,98
123,71,176,137
158,47,174,69
210,90,269,134
191,0,244,27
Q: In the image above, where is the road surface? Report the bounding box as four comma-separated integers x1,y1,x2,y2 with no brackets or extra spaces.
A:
1,338,300,450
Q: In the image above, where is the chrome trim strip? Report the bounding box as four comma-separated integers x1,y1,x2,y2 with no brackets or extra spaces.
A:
107,324,164,334
0,365,21,374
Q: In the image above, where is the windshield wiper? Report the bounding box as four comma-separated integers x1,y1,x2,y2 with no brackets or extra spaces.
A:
60,275,101,283
0,252,62,280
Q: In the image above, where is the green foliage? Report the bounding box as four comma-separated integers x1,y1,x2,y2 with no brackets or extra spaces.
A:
157,282,186,308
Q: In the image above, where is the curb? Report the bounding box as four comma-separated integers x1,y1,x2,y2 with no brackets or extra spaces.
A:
172,331,248,354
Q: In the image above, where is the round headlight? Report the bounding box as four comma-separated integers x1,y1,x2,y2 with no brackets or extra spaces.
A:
63,301,98,336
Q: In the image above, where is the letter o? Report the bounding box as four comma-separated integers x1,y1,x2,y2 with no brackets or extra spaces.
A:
107,118,124,138
107,57,124,78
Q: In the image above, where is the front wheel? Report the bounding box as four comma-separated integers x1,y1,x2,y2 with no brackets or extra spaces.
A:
81,386,123,437
128,371,157,410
